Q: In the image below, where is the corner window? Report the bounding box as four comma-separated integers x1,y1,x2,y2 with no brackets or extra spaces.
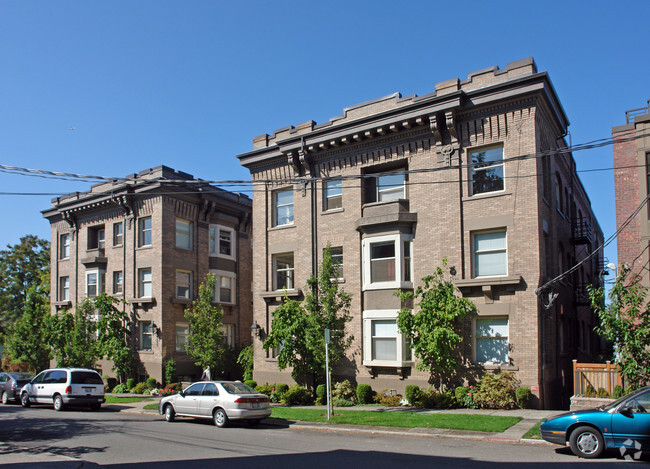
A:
140,321,152,351
138,217,152,247
176,323,189,352
213,270,236,304
88,225,105,250
324,179,343,211
364,170,406,204
176,218,192,250
113,222,123,246
86,270,105,298
139,268,152,298
273,188,294,226
59,276,70,301
176,270,192,299
470,146,504,195
209,225,236,259
472,230,507,277
113,271,123,295
362,310,412,366
475,317,509,364
362,234,413,290
59,234,70,259
273,253,294,290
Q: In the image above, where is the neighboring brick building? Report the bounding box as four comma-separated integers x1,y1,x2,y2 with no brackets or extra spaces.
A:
238,58,604,409
42,166,253,383
612,101,650,286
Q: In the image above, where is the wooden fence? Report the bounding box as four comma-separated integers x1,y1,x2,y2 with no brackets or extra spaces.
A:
573,360,622,397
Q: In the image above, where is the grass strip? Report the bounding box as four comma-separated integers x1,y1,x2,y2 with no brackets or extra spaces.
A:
104,396,153,404
522,420,543,439
270,408,521,433
143,403,159,410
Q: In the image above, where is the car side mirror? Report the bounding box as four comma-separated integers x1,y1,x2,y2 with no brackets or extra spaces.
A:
179,390,184,398
619,406,632,415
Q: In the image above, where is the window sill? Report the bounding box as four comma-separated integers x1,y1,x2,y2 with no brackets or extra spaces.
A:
322,208,345,216
53,300,72,308
138,350,154,354
136,245,153,251
470,363,518,371
363,281,413,291
129,297,155,305
210,253,237,261
463,190,512,202
454,275,521,289
268,224,296,232
260,289,302,300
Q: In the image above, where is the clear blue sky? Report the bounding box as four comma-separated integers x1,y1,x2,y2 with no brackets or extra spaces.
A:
1,0,648,271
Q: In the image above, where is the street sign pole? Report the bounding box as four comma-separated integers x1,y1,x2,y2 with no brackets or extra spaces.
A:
325,328,331,421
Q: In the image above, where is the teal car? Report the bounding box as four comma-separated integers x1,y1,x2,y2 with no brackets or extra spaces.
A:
540,386,650,458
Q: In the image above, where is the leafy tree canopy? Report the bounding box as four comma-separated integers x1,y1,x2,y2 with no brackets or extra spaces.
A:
49,300,101,368
94,294,133,381
589,264,650,390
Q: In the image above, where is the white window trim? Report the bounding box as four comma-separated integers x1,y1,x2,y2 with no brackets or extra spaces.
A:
138,217,152,248
212,269,236,304
324,179,343,211
209,224,237,260
472,315,509,365
362,310,413,367
85,269,105,298
59,276,70,301
362,234,413,290
376,172,406,202
139,268,153,299
60,234,70,259
469,145,505,196
472,229,508,278
113,271,124,295
272,253,295,291
113,222,123,246
273,188,294,227
140,321,153,351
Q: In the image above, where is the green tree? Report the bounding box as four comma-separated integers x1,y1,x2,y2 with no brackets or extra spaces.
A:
185,274,225,375
94,294,133,382
0,235,50,334
49,300,101,368
396,258,477,386
3,270,51,372
264,244,353,393
589,264,650,390
237,344,254,381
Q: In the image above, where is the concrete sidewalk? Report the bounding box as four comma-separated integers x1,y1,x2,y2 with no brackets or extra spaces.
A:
107,396,560,445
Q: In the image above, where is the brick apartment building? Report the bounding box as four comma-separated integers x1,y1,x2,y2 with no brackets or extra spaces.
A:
238,58,604,409
613,100,650,286
42,166,253,383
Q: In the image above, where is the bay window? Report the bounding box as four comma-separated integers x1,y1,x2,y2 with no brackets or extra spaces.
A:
362,234,413,290
362,310,412,366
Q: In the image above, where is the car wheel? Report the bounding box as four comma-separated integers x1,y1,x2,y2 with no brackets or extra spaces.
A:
21,393,30,408
569,425,604,458
53,394,65,412
213,408,228,428
164,404,175,422
1,391,8,405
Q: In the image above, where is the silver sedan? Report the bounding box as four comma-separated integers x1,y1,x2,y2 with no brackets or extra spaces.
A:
158,381,272,427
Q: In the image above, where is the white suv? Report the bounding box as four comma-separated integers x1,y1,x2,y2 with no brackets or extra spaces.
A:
20,368,105,411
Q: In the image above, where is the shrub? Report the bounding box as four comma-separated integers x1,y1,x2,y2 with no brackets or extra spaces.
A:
133,382,148,395
104,376,117,392
613,385,625,398
166,382,182,392
455,386,468,404
516,387,532,408
584,384,597,397
332,380,355,402
159,387,177,397
405,385,422,406
333,397,355,407
275,383,289,396
281,385,313,406
374,389,403,407
597,387,610,398
164,358,177,386
244,380,257,389
256,383,274,395
473,372,518,409
112,383,129,394
356,384,374,404
315,384,326,405
146,377,157,389
126,378,136,389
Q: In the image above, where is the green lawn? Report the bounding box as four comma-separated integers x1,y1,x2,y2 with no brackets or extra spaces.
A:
522,419,543,439
270,408,522,433
104,396,153,404
143,403,159,410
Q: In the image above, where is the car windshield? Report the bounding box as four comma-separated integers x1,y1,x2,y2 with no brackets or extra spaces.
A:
601,387,648,411
71,371,103,385
12,373,33,380
221,382,256,394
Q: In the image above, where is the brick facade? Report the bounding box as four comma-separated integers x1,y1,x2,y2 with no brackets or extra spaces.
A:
239,58,604,409
43,166,253,383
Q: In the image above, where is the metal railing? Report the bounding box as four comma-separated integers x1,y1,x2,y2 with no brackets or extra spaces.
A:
626,99,650,124
573,360,622,397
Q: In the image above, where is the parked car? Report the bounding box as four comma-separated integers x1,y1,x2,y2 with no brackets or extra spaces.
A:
158,381,271,427
0,372,34,404
540,386,650,458
20,368,105,411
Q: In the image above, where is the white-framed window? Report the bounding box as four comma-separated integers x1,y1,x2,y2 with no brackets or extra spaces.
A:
59,234,70,259
364,170,406,204
113,271,123,295
474,316,509,364
212,270,236,304
176,218,192,250
140,321,153,351
330,246,343,279
85,270,105,298
209,225,236,259
113,222,123,246
362,234,413,290
138,217,152,247
176,270,192,299
223,324,236,349
176,323,189,352
362,310,412,366
324,179,342,211
470,146,504,195
273,188,294,226
472,230,507,277
88,225,105,250
139,268,152,298
59,276,70,301
272,253,294,290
